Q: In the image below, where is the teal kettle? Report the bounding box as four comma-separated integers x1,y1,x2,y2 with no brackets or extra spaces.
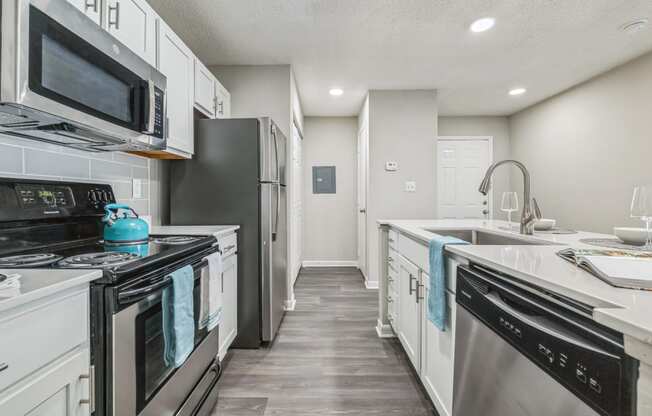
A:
102,204,150,244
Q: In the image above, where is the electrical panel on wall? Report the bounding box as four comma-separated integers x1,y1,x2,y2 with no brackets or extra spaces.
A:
312,166,336,194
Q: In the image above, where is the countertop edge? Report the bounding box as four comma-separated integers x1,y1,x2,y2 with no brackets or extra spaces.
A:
0,270,103,314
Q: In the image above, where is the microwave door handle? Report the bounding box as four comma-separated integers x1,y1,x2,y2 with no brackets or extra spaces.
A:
142,80,155,134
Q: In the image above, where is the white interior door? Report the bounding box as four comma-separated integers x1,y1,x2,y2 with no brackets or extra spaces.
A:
291,122,303,284
437,137,493,219
357,125,368,277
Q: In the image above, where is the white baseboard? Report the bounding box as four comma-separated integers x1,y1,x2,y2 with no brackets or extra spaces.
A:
284,298,296,311
365,280,379,289
375,319,395,338
302,260,359,268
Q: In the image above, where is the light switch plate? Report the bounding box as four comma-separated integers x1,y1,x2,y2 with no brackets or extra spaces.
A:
385,161,398,171
405,181,416,192
132,179,143,199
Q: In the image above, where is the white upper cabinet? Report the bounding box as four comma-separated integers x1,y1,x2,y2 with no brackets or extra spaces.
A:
104,0,157,67
194,59,217,118
67,0,101,25
157,19,194,155
215,79,231,119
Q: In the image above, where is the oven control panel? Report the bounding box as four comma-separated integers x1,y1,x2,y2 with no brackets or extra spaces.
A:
15,184,75,209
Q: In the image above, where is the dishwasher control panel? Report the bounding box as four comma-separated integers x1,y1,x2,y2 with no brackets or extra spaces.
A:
457,266,638,416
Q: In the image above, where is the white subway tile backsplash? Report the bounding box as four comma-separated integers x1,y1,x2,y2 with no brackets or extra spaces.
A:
24,148,90,178
0,144,23,174
91,159,133,181
114,153,148,168
131,166,148,180
111,181,133,200
0,133,162,223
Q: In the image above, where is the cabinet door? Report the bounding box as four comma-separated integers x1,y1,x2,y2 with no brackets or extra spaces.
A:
215,80,231,119
104,0,157,66
219,254,238,360
194,59,217,118
157,20,194,155
67,0,101,25
0,349,91,416
398,255,421,371
420,271,456,416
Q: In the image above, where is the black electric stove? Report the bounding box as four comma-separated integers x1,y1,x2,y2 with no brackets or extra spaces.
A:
0,178,223,416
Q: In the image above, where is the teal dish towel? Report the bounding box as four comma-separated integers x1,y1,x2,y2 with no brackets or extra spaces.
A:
428,236,469,331
162,265,195,368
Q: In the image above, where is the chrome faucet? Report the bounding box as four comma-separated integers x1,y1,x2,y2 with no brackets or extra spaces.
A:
478,160,538,235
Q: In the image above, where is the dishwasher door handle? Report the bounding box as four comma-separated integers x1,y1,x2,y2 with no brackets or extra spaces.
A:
483,291,617,359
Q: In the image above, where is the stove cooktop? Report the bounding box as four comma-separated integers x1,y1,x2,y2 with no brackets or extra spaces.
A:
0,235,216,283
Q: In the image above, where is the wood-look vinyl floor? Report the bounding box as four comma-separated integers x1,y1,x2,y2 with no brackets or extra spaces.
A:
212,267,435,416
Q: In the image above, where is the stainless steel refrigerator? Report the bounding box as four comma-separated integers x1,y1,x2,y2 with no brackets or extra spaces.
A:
169,117,287,347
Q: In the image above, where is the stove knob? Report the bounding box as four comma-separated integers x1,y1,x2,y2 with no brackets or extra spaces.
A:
88,190,97,202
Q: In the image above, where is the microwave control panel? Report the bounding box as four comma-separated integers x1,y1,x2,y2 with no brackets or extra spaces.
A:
152,87,165,139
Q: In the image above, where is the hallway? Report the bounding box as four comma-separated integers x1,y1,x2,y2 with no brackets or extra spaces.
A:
214,267,435,415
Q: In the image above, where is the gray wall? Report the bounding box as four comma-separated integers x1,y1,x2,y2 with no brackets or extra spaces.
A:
210,65,292,137
0,135,165,224
438,116,511,220
509,51,652,233
367,90,438,284
302,117,358,263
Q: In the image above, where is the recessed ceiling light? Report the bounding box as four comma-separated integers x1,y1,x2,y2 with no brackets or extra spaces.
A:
329,88,343,96
509,88,527,96
470,17,495,33
621,19,648,34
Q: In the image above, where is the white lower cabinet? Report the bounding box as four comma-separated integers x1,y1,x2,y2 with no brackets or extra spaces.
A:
0,287,92,416
387,229,458,416
0,349,90,416
218,232,238,360
398,255,422,371
420,272,456,416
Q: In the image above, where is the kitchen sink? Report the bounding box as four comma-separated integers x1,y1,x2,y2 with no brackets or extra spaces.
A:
421,229,555,246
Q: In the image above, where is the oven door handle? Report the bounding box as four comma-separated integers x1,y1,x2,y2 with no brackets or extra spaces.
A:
118,277,172,304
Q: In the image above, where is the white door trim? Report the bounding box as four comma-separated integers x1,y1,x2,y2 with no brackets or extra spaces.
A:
436,136,494,219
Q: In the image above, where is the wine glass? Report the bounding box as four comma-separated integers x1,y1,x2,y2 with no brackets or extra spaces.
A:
631,185,652,248
501,192,519,230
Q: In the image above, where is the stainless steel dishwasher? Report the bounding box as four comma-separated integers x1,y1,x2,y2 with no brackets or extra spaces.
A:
453,265,638,416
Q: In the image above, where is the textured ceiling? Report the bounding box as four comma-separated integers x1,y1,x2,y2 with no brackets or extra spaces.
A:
148,0,652,116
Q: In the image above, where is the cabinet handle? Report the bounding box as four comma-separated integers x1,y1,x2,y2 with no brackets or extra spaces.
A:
0,362,8,373
416,282,424,303
108,2,120,29
408,273,416,295
218,101,224,115
386,295,393,303
388,276,394,282
388,238,395,243
84,0,98,13
79,366,95,412
387,257,394,262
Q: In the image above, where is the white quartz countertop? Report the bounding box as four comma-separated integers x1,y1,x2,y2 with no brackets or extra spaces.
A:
151,225,239,239
0,269,102,313
379,219,652,346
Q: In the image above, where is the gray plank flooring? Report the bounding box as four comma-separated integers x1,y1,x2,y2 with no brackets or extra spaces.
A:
212,267,435,416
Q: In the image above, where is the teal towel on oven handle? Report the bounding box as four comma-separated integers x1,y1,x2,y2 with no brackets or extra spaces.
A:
428,235,469,331
162,265,196,368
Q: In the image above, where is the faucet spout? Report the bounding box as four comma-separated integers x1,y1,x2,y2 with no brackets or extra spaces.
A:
478,160,537,235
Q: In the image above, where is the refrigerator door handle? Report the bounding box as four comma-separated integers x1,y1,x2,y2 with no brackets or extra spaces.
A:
273,184,280,241
272,124,280,183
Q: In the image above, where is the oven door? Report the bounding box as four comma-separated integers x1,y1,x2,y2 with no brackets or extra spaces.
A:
0,0,166,147
110,257,219,416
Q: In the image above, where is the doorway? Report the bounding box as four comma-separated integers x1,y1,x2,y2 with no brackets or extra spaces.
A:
436,136,493,219
357,124,369,278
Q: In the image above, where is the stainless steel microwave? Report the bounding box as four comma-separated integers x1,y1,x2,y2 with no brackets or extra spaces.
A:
0,0,167,152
